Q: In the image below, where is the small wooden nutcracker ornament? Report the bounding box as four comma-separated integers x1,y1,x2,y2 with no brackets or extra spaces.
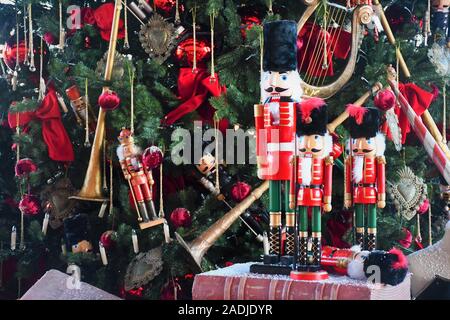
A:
116,128,164,229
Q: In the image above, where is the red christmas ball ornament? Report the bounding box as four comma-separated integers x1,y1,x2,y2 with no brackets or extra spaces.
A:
85,36,91,49
2,35,49,71
231,182,252,202
98,90,120,111
143,146,163,170
399,227,412,249
19,194,40,216
170,208,192,229
15,158,37,177
100,230,116,249
374,89,396,112
418,199,430,214
43,32,57,45
175,38,211,66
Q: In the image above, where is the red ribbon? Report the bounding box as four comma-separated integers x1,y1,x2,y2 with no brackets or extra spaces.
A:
395,83,434,144
8,87,75,162
69,3,124,41
162,68,227,128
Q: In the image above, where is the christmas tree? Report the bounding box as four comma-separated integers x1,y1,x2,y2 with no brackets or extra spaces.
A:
0,0,448,300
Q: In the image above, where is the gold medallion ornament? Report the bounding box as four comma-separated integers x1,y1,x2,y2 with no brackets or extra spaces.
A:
40,178,76,229
138,13,180,64
124,246,163,290
388,167,428,221
95,51,126,81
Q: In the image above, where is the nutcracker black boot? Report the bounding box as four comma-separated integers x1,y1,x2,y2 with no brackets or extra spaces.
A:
367,228,377,251
145,199,158,220
137,201,150,222
356,227,365,249
309,235,322,272
264,217,281,264
280,214,295,266
297,233,309,271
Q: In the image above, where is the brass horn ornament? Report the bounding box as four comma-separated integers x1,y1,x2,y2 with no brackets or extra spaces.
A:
176,180,269,272
70,0,123,202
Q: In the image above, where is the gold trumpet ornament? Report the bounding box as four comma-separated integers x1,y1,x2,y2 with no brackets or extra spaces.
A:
70,0,123,202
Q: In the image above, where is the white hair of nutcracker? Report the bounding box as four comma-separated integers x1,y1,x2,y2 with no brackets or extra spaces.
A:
116,144,143,161
260,71,303,103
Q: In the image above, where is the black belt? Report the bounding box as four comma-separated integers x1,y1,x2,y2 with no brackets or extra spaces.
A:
299,184,322,189
353,183,376,188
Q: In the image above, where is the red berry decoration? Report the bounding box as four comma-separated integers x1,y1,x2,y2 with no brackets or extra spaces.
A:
100,230,116,249
19,194,40,216
98,90,121,111
142,146,163,170
175,38,211,66
170,208,192,229
374,89,396,112
418,199,430,214
43,32,57,45
154,0,176,13
15,158,37,177
399,227,412,249
231,182,251,202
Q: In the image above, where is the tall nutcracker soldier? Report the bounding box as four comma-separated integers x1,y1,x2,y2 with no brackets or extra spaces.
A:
254,20,302,266
289,100,333,279
344,105,386,251
117,128,164,229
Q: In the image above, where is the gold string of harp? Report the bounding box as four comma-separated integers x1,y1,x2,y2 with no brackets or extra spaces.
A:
297,0,373,99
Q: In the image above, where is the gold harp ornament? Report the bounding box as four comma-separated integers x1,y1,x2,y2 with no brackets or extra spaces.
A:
297,0,373,99
70,0,123,202
176,181,269,272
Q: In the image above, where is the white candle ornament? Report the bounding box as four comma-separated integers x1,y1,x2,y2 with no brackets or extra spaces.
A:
11,226,17,251
132,229,139,254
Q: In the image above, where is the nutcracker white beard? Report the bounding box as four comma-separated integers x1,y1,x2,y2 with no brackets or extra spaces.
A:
353,155,364,183
301,157,312,185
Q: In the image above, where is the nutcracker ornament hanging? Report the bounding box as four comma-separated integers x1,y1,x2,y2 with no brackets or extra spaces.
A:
289,100,333,280
344,105,386,251
117,128,164,229
253,20,301,268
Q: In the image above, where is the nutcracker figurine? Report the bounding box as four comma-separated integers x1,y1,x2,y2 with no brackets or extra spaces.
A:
344,105,386,251
117,128,164,229
289,100,333,280
254,20,302,267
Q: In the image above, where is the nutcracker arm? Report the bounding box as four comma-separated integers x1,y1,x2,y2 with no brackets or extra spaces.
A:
119,159,131,180
254,104,266,169
323,156,334,205
344,156,353,207
377,156,386,201
289,155,298,210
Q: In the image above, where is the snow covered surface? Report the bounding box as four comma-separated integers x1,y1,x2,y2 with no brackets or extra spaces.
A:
201,262,408,290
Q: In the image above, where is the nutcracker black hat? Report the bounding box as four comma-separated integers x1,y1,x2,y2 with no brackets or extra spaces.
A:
363,248,408,286
297,98,328,136
263,20,298,72
346,105,380,138
64,213,90,247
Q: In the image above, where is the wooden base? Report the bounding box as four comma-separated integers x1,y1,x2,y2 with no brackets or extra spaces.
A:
250,263,292,276
290,270,329,281
139,218,165,230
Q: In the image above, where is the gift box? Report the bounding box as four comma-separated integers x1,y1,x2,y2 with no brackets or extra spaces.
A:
192,262,411,300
